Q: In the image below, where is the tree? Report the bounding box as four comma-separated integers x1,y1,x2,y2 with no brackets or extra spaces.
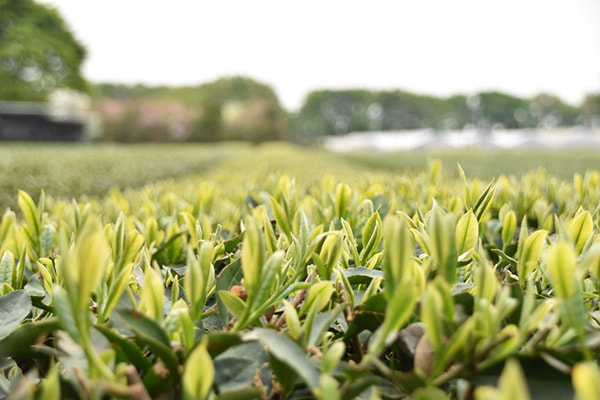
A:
529,93,580,128
189,76,288,142
580,94,600,128
0,0,87,101
476,91,533,129
187,99,223,142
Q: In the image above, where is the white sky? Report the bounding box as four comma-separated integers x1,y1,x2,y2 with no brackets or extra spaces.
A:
41,0,600,110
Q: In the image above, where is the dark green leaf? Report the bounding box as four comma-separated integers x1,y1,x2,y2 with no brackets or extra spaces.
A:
217,387,264,400
216,258,242,326
0,318,60,358
52,286,80,343
343,267,384,285
114,308,170,347
206,332,244,358
94,324,152,371
345,293,387,338
0,290,32,340
213,357,258,393
244,328,320,389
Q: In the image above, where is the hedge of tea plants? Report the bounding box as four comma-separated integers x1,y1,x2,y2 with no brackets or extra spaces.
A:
1,146,600,399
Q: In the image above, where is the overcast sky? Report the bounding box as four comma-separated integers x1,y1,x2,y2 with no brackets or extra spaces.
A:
41,0,600,110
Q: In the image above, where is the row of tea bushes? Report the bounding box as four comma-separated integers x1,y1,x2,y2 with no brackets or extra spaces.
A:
1,158,600,398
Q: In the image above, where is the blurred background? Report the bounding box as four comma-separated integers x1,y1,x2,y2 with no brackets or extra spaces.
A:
0,0,599,148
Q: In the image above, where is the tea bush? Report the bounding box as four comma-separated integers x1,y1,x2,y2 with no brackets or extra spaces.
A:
1,144,600,399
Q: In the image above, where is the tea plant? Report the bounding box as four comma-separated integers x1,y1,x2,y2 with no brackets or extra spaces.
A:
1,150,600,399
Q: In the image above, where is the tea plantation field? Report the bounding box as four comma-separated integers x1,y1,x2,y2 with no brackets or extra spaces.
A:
1,143,600,399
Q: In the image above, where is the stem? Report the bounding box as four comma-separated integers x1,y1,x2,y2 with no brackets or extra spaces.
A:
274,271,314,329
338,281,363,362
82,334,116,381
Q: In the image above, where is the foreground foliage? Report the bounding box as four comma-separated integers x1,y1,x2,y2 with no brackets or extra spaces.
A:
1,148,600,399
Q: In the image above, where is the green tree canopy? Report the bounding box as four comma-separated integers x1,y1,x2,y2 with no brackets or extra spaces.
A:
581,94,600,128
0,0,87,101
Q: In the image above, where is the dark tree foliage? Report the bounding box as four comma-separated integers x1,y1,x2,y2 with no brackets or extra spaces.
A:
291,89,587,137
581,94,600,127
0,0,87,101
529,93,581,128
476,91,533,129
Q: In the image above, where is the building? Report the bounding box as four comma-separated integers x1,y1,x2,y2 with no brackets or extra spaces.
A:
0,101,86,141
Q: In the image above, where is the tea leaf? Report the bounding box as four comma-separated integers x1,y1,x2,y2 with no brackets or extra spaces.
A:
498,359,531,400
383,215,412,297
183,339,214,400
501,210,517,247
218,290,247,320
517,230,547,284
0,290,32,340
244,328,320,389
456,210,478,256
568,210,593,253
429,207,457,283
572,362,600,400
545,241,577,298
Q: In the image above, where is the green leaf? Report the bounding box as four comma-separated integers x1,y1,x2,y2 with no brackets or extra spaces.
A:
73,218,110,308
472,179,497,222
410,386,450,400
501,210,517,247
572,362,600,400
383,215,412,298
345,293,387,338
568,210,593,253
52,285,80,343
218,290,247,320
213,357,258,394
206,332,244,358
183,339,214,400
217,387,264,400
139,266,165,321
361,212,382,264
498,358,531,400
428,207,457,284
420,285,445,351
301,280,334,315
456,210,478,256
18,190,41,247
0,318,60,358
37,362,61,399
114,308,171,347
318,232,343,280
334,183,352,219
223,232,245,254
457,163,471,209
517,230,547,284
216,258,242,326
94,324,153,371
283,300,302,339
271,196,292,239
322,341,345,374
249,250,283,312
343,267,384,285
0,290,32,340
545,241,577,298
241,217,265,302
372,279,417,355
308,303,347,347
0,251,14,287
244,328,320,389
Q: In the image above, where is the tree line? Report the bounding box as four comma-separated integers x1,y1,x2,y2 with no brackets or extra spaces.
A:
291,89,600,138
